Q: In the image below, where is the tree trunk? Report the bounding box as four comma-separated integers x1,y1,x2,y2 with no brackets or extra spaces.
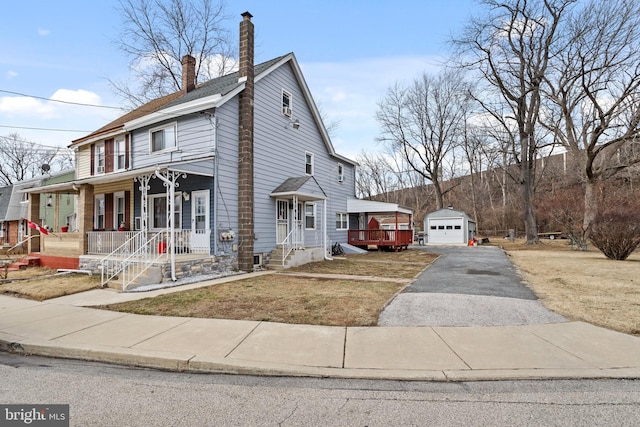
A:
521,152,539,244
433,180,444,210
582,178,599,241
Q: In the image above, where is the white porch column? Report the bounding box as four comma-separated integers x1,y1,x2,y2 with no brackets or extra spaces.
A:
154,169,186,282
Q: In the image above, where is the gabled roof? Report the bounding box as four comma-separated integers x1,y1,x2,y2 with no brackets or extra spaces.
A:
70,53,357,166
70,55,285,148
270,175,327,201
0,185,13,221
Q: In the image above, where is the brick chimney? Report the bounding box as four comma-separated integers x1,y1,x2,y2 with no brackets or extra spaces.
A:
181,54,196,93
237,11,255,272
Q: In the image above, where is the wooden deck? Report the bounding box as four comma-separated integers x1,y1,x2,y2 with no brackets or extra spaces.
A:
347,229,413,251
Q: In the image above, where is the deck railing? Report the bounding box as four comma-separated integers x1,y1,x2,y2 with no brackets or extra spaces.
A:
347,229,413,248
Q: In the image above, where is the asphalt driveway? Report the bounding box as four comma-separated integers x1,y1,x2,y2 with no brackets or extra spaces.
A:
378,245,567,327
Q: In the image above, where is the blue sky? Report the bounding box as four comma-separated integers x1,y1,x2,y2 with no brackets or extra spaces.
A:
0,0,481,159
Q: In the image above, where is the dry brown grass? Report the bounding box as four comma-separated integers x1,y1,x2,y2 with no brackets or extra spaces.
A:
0,267,101,301
493,239,640,336
287,250,437,279
102,275,404,326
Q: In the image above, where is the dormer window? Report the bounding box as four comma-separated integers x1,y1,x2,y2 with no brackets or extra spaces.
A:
282,89,292,117
150,122,177,153
95,142,105,174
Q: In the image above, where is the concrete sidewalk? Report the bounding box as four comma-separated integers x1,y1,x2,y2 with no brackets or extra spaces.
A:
1,290,640,381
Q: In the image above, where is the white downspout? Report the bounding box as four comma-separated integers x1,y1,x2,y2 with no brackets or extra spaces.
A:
211,114,219,256
154,169,176,281
324,198,332,260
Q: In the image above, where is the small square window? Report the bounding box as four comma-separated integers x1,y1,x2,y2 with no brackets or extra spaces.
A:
150,123,177,153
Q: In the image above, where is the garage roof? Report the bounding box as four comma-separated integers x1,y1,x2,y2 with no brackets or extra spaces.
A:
347,199,413,215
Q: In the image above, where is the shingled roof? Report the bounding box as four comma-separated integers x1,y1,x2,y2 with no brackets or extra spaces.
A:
70,54,287,147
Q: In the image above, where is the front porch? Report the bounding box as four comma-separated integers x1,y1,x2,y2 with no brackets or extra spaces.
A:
346,198,414,251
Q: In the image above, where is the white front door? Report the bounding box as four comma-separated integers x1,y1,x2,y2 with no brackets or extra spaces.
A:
191,190,210,251
276,199,289,244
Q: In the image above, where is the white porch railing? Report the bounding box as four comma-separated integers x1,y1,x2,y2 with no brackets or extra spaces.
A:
89,229,211,255
282,229,295,266
88,231,137,255
97,229,212,290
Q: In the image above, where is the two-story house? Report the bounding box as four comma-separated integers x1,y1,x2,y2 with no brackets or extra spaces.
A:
26,12,374,289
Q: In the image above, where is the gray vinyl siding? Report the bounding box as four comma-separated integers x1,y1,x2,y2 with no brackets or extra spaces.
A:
251,62,356,252
130,114,216,170
211,97,240,254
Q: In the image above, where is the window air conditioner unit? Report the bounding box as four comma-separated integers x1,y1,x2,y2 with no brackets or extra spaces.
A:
282,106,292,117
97,165,105,174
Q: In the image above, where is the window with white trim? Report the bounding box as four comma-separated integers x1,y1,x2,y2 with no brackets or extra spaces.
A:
150,123,177,153
336,213,348,230
115,137,126,170
95,142,105,174
337,163,344,182
94,194,105,230
305,152,314,175
114,191,125,229
304,202,316,230
148,193,182,230
282,89,292,117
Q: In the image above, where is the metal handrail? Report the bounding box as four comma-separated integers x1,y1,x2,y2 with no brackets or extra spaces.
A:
100,230,145,287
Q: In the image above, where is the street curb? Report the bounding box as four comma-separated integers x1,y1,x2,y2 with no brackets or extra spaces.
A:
3,336,640,382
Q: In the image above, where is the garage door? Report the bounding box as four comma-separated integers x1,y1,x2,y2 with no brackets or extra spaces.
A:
428,218,464,244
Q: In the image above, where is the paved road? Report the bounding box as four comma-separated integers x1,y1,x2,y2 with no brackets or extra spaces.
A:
378,245,567,327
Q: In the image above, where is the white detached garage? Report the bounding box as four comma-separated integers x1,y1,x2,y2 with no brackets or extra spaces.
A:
424,207,476,244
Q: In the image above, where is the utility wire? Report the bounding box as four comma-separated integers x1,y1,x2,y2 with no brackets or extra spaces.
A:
0,89,125,110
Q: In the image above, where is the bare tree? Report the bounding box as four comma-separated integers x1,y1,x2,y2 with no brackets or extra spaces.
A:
111,0,234,107
355,151,397,200
376,69,469,210
454,0,574,244
541,0,640,242
0,133,61,185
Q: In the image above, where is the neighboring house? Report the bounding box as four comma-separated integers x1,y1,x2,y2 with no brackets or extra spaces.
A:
2,170,75,254
25,13,371,289
424,207,476,244
0,185,12,248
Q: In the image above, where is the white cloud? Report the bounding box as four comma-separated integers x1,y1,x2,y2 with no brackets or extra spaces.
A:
0,96,54,118
50,89,102,106
37,28,50,36
6,70,18,79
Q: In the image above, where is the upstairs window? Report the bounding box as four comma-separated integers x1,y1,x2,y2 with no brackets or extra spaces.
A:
305,152,314,175
115,137,126,170
282,89,292,117
95,142,105,174
150,123,177,153
337,163,344,182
